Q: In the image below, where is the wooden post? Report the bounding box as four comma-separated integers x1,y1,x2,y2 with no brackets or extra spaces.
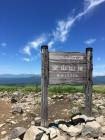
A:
85,48,93,116
41,45,49,127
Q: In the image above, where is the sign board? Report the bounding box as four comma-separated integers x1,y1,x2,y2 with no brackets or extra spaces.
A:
41,46,93,127
49,52,87,84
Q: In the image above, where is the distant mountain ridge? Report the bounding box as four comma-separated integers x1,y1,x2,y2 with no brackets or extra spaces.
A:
0,74,40,85
0,74,35,78
0,74,105,85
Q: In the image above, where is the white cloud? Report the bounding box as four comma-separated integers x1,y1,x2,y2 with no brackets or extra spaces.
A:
22,0,105,57
85,0,105,12
23,46,31,55
53,17,76,42
23,35,46,55
48,41,54,49
84,38,96,45
52,0,105,44
23,57,31,62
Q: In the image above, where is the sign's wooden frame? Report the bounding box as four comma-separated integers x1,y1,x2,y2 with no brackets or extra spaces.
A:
41,45,93,127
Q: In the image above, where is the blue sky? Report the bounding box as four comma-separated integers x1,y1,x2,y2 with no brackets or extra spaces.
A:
0,0,105,76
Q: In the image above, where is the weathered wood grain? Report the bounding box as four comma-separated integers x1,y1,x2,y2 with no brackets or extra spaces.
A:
49,52,86,63
41,45,49,127
49,52,87,85
49,63,87,72
85,48,93,116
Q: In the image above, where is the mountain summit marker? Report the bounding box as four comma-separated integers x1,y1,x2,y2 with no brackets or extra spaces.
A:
41,45,93,127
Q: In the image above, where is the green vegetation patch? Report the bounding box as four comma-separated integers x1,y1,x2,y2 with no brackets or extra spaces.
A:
0,84,105,94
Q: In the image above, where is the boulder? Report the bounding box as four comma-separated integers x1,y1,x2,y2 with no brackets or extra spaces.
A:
48,127,60,139
82,121,101,138
41,134,49,140
67,125,82,136
12,106,23,114
96,116,104,125
98,136,105,140
71,107,80,114
101,126,105,134
23,126,44,140
11,91,20,103
8,127,26,140
58,124,68,132
34,117,41,126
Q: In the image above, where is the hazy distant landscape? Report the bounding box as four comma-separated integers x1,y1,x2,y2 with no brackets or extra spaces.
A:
0,74,105,85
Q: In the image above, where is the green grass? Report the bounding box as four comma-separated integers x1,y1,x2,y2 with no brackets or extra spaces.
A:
0,84,105,94
93,85,105,94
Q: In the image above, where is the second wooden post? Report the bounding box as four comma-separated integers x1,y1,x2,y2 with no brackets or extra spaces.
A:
41,45,49,127
85,48,93,116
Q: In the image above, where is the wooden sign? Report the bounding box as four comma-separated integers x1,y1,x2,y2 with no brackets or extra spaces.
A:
41,46,93,127
49,52,87,85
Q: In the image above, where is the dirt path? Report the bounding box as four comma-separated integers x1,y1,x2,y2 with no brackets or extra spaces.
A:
0,100,11,123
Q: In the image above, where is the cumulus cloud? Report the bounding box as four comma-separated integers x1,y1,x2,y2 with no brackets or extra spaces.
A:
84,38,96,45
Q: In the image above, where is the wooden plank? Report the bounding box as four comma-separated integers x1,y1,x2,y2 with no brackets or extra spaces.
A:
41,45,48,127
49,63,87,72
49,78,86,85
85,48,93,116
49,52,86,63
49,71,86,85
49,71,86,78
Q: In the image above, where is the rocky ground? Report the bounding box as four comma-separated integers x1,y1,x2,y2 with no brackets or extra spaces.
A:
1,91,105,140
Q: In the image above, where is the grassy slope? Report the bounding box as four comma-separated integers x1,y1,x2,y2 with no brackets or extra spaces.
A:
0,84,105,94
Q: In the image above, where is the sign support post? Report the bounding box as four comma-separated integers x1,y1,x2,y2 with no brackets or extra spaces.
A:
85,48,93,116
41,45,48,127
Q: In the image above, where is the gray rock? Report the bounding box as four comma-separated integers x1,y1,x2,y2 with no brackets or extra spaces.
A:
23,126,44,140
8,127,26,140
34,117,41,126
48,127,60,139
67,125,82,137
58,124,68,132
82,121,101,138
98,136,105,140
11,91,20,103
12,106,23,114
101,126,105,134
71,107,80,114
96,116,104,125
41,134,49,140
